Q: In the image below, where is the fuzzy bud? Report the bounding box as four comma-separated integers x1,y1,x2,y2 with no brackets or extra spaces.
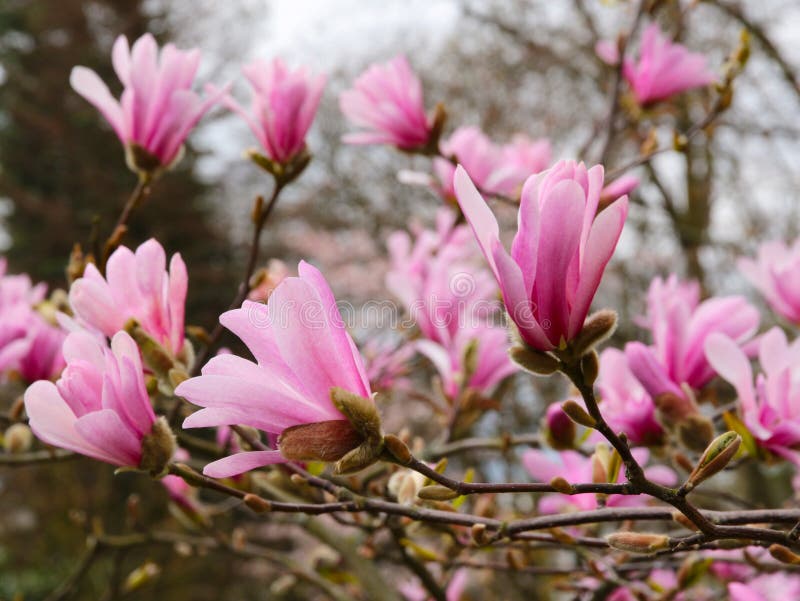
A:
243,493,272,513
545,404,576,450
684,431,741,492
561,400,597,428
580,350,600,386
769,544,800,565
388,469,425,505
606,531,670,554
417,485,459,501
3,423,33,454
549,476,574,495
471,523,489,545
508,345,560,375
139,417,177,477
383,434,412,465
572,310,617,357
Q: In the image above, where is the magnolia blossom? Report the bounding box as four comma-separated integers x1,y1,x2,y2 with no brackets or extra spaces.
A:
177,262,374,478
622,24,715,105
739,239,800,324
417,325,517,398
340,55,432,149
0,260,65,381
434,127,550,199
626,275,759,400
387,209,514,396
70,33,223,170
455,160,628,351
69,239,187,357
595,348,664,445
386,209,497,347
222,58,325,164
24,331,163,468
361,335,415,392
728,572,800,601
522,447,675,513
705,327,800,463
400,569,468,601
600,175,639,206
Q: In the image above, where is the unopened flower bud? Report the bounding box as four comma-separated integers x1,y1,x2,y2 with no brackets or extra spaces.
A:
508,345,560,376
606,531,670,554
572,310,617,357
125,143,163,178
3,423,33,454
549,476,574,494
125,319,175,378
561,400,597,428
139,417,177,477
417,485,459,501
388,469,425,505
471,523,488,545
580,350,600,386
243,493,272,513
545,404,576,450
671,511,700,532
383,434,412,464
684,431,741,492
769,544,800,565
278,420,362,462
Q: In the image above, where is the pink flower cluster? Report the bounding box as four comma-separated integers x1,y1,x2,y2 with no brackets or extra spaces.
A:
456,160,628,351
625,275,758,404
739,238,800,325
434,127,551,199
0,259,65,382
386,209,515,398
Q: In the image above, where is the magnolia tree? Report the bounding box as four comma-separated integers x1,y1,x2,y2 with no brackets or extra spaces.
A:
3,4,800,601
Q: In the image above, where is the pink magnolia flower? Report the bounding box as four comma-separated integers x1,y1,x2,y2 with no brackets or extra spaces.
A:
400,568,468,601
417,324,517,398
455,160,628,351
626,275,759,400
522,447,676,513
14,314,67,382
69,239,187,357
361,335,415,392
739,239,800,325
176,261,374,478
705,327,800,463
595,348,664,445
386,209,497,347
222,58,325,164
600,175,639,206
23,331,161,468
70,33,223,170
728,572,800,601
434,127,550,199
623,24,715,105
340,55,432,150
0,258,46,307
248,259,290,303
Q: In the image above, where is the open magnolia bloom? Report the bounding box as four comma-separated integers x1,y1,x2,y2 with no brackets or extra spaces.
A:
70,33,224,174
177,262,382,478
23,331,174,475
455,160,628,352
68,239,188,361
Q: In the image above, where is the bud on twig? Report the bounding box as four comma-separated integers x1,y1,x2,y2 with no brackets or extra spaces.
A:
383,434,412,465
769,544,800,565
561,400,597,428
243,493,272,513
682,431,741,493
471,523,488,545
417,485,459,501
139,417,177,478
508,345,560,375
3,423,33,454
606,531,670,554
580,351,600,386
571,310,617,357
549,476,574,495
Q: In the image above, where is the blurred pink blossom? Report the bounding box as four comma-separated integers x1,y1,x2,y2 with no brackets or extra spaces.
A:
222,58,325,163
340,55,432,149
69,238,188,357
728,572,800,601
434,127,550,199
625,275,758,400
739,239,800,325
522,447,676,513
595,348,664,445
455,160,628,351
177,262,373,478
600,175,639,206
361,335,415,392
248,259,291,302
706,327,800,463
400,568,468,601
623,24,715,105
70,33,224,169
24,331,157,468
